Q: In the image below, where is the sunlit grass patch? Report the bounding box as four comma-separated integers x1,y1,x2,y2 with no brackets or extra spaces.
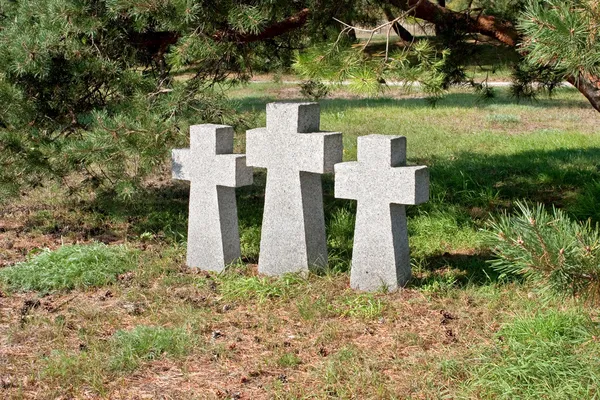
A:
0,243,138,293
109,325,193,372
457,310,600,399
487,113,521,124
43,325,194,393
217,269,309,303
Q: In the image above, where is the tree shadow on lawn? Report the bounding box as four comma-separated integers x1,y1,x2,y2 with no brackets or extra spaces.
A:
409,252,500,288
424,147,600,222
365,39,521,68
236,89,590,114
319,91,591,111
86,146,600,285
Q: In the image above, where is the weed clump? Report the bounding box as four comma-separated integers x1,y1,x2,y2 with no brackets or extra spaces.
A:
486,201,600,301
0,243,138,293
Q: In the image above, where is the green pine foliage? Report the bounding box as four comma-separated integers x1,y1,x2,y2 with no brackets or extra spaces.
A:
0,243,138,293
292,38,451,101
0,0,369,198
519,0,600,81
485,201,600,302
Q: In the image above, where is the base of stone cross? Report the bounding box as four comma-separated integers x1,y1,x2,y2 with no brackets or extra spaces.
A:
350,203,411,292
186,185,243,272
258,170,328,275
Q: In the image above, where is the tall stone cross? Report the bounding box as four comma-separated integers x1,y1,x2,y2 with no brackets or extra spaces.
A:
335,135,429,291
172,124,253,272
246,103,343,275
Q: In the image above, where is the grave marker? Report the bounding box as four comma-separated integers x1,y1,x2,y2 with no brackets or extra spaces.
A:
172,124,253,271
335,135,429,291
246,103,342,275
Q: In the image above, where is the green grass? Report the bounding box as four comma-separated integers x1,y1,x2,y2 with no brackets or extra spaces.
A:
457,310,600,399
217,270,308,303
3,84,600,398
108,325,193,372
229,86,600,285
43,324,194,394
276,352,302,368
0,243,138,293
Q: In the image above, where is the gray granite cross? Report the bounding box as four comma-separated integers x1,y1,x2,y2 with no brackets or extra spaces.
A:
172,124,253,272
335,135,429,291
246,102,343,275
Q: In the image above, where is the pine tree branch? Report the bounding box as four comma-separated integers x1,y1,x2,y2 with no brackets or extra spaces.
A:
130,8,311,53
385,0,520,46
216,8,311,43
566,72,600,112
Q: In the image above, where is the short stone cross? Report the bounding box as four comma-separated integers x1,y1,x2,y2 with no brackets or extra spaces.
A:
246,103,343,275
335,135,429,291
172,124,253,272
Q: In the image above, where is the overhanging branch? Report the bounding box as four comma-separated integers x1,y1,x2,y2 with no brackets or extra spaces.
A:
131,8,311,53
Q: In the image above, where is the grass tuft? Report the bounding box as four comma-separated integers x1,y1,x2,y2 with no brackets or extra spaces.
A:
0,243,138,293
109,325,193,372
277,352,302,368
218,271,308,303
458,310,600,399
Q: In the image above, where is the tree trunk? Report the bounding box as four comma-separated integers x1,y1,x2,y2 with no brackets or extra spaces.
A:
435,0,446,35
382,6,414,42
567,73,600,113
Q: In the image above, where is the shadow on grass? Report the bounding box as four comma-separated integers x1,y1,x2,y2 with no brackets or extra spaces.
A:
425,147,600,221
364,39,520,68
236,87,589,114
409,252,500,289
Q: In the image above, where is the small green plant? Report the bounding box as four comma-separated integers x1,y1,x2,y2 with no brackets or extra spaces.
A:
109,326,192,372
459,310,600,399
486,201,600,302
333,294,385,319
0,243,138,293
420,273,458,296
299,80,330,101
487,113,521,124
277,352,302,368
218,272,307,303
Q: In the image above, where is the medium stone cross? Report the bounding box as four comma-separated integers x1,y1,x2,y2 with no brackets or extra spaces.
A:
335,135,429,291
246,103,343,275
172,124,253,272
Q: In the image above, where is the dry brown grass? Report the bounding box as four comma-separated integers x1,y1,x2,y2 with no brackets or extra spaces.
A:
0,241,525,399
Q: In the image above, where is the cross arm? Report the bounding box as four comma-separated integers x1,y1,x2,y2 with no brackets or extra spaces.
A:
296,131,343,174
335,163,429,205
334,161,361,200
388,166,429,205
172,148,192,181
214,155,254,188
